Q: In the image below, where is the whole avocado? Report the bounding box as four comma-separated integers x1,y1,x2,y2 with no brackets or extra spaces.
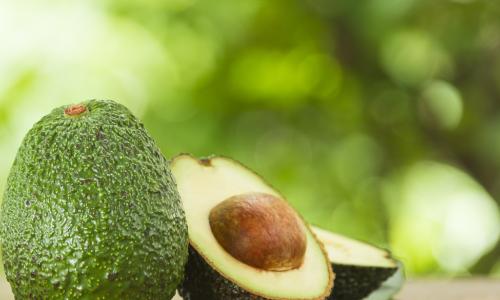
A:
0,100,188,299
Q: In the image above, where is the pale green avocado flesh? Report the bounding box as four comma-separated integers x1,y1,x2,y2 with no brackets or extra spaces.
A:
171,154,333,300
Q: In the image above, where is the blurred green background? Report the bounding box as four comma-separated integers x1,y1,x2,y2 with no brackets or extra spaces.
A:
1,0,499,278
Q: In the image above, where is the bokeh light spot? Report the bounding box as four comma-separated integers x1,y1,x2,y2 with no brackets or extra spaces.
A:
419,80,463,130
381,30,452,86
388,161,500,274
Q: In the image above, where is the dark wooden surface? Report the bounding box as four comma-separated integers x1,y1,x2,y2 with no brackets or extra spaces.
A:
1,278,499,299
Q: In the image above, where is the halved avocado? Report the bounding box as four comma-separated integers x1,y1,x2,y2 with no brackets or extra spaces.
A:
312,227,399,300
171,154,334,300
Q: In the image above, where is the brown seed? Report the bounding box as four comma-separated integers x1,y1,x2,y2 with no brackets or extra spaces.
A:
209,192,307,271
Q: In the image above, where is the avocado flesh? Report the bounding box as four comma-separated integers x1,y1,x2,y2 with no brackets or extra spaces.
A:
0,100,188,299
312,227,398,300
171,154,333,300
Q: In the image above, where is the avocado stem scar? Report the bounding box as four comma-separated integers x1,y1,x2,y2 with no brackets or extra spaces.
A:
64,104,87,116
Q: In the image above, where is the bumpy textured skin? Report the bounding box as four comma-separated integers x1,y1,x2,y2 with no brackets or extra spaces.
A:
327,264,397,300
0,100,188,299
178,246,267,300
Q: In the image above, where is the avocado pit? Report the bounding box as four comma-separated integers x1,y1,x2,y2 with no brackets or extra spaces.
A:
209,192,307,271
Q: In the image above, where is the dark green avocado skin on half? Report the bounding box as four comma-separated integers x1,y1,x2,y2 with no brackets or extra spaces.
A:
179,246,267,300
0,100,188,299
328,264,396,300
179,246,396,300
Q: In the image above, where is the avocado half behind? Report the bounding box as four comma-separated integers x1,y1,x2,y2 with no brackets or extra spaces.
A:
171,154,334,300
363,261,404,300
0,100,188,299
312,227,401,300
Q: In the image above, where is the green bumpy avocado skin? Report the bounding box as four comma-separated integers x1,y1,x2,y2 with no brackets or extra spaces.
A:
178,246,268,300
179,249,395,300
327,264,397,300
0,100,188,299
